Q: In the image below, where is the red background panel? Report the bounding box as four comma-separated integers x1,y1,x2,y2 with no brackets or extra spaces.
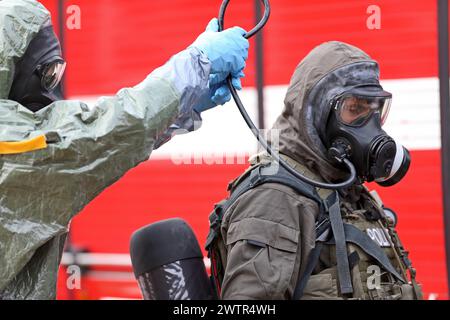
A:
264,0,437,83
39,0,437,96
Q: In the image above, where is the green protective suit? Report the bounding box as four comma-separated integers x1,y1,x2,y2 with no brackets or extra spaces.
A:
0,0,210,299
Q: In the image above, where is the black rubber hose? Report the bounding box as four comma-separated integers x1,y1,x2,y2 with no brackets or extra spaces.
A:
218,0,357,189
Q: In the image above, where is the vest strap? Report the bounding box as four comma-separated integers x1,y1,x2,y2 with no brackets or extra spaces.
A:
326,223,406,283
327,191,353,295
293,242,324,299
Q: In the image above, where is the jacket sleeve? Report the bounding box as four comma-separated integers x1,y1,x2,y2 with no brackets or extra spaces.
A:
220,184,318,300
0,47,211,297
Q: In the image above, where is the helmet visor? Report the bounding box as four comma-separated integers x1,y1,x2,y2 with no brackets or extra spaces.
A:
335,94,391,127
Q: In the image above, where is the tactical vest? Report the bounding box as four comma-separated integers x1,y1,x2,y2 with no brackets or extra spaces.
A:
205,157,423,300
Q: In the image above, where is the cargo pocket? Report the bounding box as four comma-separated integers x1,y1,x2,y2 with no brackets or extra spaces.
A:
226,217,300,299
301,272,342,300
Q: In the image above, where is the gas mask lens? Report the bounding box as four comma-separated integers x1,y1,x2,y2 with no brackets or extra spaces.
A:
37,60,66,91
336,94,391,127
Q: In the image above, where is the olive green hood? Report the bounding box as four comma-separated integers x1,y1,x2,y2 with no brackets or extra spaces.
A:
271,41,382,182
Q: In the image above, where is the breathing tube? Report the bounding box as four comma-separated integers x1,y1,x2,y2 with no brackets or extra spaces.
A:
218,0,357,189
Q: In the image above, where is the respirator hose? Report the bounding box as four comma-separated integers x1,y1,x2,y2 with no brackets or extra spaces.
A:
218,0,357,189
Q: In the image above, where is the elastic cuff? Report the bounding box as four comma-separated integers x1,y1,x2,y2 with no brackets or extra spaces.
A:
153,110,203,149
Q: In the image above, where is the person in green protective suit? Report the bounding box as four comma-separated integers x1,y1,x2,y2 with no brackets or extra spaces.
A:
0,0,249,299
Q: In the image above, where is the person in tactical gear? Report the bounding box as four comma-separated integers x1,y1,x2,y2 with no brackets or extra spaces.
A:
0,0,249,299
206,41,423,300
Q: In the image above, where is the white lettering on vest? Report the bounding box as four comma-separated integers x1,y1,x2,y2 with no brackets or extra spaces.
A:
366,228,391,247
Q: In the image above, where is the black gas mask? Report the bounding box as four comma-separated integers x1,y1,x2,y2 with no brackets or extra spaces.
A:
325,86,410,186
8,25,66,112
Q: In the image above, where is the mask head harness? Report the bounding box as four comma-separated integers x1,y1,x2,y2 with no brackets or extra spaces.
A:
8,25,66,112
324,85,410,186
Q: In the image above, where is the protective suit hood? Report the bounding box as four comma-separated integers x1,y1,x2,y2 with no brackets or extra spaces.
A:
0,0,51,99
271,41,383,182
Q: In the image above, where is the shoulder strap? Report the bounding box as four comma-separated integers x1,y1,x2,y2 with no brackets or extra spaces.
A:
205,160,329,299
228,160,342,299
293,190,355,299
225,163,326,217
327,191,354,295
205,161,326,252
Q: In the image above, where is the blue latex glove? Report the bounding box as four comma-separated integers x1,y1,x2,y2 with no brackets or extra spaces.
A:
190,18,249,112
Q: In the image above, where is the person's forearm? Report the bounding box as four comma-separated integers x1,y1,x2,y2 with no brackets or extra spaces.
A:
148,47,210,118
146,47,211,148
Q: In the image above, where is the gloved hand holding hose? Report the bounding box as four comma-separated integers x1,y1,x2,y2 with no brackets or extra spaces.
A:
151,18,249,148
191,18,249,112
